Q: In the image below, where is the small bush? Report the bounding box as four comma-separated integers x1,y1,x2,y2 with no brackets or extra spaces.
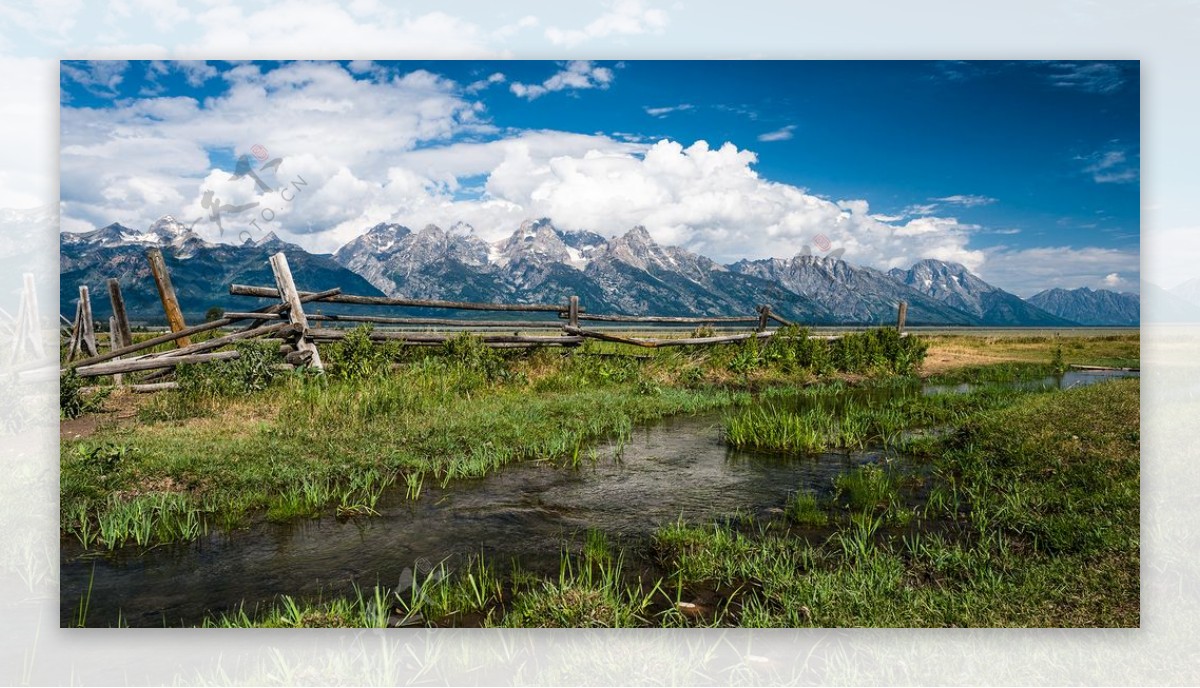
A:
325,325,398,381
788,490,828,526
1050,342,1067,375
440,332,508,381
176,339,284,398
60,369,110,419
833,463,903,514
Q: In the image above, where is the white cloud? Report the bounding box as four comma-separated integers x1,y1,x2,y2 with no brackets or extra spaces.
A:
0,57,56,207
901,203,940,217
544,0,669,47
60,61,487,248
644,103,692,117
1046,62,1127,94
1082,146,1139,184
1103,272,1128,288
492,14,539,40
60,60,130,96
169,7,495,59
510,60,614,100
975,245,1140,296
466,72,506,93
62,60,1131,297
757,125,796,142
451,138,985,271
934,194,996,207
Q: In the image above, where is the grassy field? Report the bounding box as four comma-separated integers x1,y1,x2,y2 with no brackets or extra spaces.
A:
60,327,1140,627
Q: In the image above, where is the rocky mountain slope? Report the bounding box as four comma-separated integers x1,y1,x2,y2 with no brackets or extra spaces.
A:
1027,287,1140,326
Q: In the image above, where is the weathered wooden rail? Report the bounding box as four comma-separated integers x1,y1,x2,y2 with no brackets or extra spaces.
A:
62,249,910,386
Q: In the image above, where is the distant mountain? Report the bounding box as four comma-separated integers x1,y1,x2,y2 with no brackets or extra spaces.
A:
1027,287,1140,326
331,218,832,321
730,254,977,325
1168,276,1200,309
889,259,1074,326
60,216,385,322
1141,282,1200,324
64,215,1119,327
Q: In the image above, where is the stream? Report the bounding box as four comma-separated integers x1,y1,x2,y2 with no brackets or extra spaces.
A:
60,368,1137,627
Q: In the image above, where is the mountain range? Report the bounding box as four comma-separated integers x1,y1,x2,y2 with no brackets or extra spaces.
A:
60,216,1142,327
60,217,383,322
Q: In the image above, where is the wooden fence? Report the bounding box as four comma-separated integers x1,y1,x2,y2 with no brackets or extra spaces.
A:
62,250,909,384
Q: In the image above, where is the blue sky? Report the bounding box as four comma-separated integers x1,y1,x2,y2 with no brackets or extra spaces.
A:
60,59,1139,295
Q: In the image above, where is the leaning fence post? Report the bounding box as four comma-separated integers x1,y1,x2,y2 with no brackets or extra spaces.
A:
269,251,323,372
18,273,45,360
756,305,771,332
66,301,83,362
78,285,99,358
146,248,191,347
568,295,580,329
109,315,125,386
107,278,134,349
896,301,908,333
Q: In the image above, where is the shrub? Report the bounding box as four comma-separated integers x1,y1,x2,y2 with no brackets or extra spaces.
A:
1050,342,1067,375
325,324,398,381
176,339,284,398
60,369,110,419
440,332,508,381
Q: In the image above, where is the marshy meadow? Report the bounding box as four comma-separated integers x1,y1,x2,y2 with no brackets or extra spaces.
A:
59,326,1139,628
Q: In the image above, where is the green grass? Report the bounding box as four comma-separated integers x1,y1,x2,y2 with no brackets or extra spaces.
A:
657,378,1140,627
191,376,1138,628
725,379,1041,454
62,326,931,549
62,330,1140,628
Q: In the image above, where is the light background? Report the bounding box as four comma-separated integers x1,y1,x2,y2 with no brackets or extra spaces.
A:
2,1,1197,684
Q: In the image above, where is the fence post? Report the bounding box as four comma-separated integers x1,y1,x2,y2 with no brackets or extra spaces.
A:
146,248,191,347
568,295,580,329
269,251,323,372
756,305,771,332
109,316,125,386
66,301,83,362
107,278,134,349
17,273,45,361
78,285,98,357
896,301,908,333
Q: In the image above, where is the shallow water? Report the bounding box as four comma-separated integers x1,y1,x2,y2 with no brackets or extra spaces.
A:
921,368,1139,396
59,369,1137,627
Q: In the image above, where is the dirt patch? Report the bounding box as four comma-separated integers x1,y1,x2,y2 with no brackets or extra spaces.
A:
59,389,148,441
920,346,1015,375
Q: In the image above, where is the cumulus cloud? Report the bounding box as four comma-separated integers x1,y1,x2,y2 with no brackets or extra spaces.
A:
544,0,668,47
510,61,615,100
757,125,796,142
448,138,986,271
975,245,1140,296
61,60,1136,296
60,61,488,247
